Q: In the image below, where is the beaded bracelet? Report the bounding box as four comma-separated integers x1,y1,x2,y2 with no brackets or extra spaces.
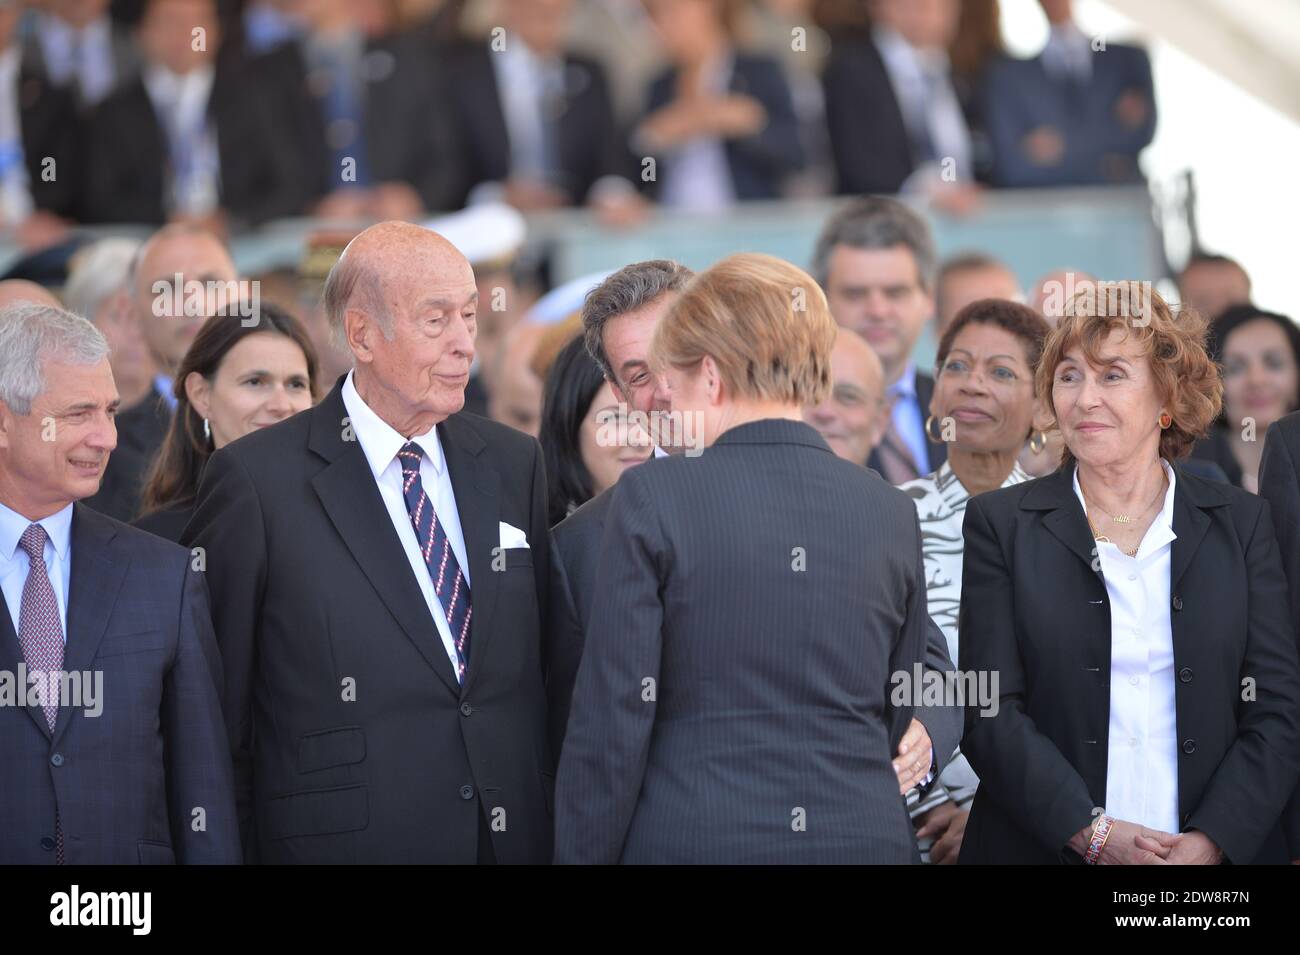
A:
1085,814,1114,865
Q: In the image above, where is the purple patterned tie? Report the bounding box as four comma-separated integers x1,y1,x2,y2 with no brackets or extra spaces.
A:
397,442,472,682
18,523,65,863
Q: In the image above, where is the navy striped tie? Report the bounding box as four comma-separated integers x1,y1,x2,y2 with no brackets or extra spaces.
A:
397,442,472,681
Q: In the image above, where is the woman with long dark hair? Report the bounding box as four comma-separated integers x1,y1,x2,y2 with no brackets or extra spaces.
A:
539,334,652,526
134,302,320,540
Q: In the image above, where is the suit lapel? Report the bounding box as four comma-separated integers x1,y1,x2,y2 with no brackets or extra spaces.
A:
439,415,501,697
1169,466,1220,592
308,387,462,696
0,586,50,739
53,504,130,744
1023,466,1103,576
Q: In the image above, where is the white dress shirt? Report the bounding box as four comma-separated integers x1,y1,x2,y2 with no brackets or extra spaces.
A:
0,46,34,227
1074,459,1179,834
659,54,736,212
341,371,471,680
142,63,220,217
0,500,73,644
873,26,972,188
491,34,564,183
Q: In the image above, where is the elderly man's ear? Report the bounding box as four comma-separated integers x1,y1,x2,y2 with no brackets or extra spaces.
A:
345,308,378,364
0,401,11,450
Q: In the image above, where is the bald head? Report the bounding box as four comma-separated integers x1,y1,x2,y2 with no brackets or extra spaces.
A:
326,221,472,338
132,224,237,373
0,280,61,310
804,328,888,464
325,221,479,436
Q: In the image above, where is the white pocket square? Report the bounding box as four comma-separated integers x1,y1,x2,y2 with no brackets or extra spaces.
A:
498,521,529,549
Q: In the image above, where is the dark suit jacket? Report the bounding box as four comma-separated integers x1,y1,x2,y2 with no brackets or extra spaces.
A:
253,33,462,213
548,476,963,772
80,61,301,225
1259,411,1300,859
446,43,630,206
0,504,239,864
980,44,1156,188
21,19,140,110
84,387,172,522
866,370,947,478
1190,424,1245,488
958,464,1300,864
11,61,80,218
642,53,804,202
133,501,194,543
822,36,916,195
554,419,960,863
181,377,553,863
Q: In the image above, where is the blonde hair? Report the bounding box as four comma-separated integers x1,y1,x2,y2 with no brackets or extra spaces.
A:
650,253,836,406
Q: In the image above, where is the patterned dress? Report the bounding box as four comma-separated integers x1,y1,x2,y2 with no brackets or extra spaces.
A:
899,460,1031,860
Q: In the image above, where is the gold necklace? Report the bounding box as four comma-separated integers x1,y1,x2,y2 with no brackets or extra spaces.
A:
1080,474,1166,558
1080,474,1166,525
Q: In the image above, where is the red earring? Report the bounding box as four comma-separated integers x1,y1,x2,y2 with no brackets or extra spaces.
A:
1158,412,1172,429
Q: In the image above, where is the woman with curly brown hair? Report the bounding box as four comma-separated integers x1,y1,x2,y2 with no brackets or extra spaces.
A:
958,282,1300,865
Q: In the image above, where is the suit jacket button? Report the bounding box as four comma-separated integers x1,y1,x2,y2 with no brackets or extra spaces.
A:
460,703,473,717
40,836,55,851
1179,667,1193,683
1182,739,1196,754
459,784,475,800
50,753,64,767
1172,595,1183,611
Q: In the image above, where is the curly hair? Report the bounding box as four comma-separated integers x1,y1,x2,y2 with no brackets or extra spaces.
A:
1035,281,1222,465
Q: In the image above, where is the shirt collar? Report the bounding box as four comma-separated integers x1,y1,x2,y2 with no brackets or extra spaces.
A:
341,370,445,481
888,362,918,400
0,499,73,562
1072,458,1178,555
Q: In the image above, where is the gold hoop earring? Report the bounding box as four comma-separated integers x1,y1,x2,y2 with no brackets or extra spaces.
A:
1028,430,1047,455
924,415,944,444
1158,412,1172,430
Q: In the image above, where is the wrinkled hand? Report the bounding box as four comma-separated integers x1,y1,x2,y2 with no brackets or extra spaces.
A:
1156,830,1222,865
893,718,933,794
1072,818,1176,864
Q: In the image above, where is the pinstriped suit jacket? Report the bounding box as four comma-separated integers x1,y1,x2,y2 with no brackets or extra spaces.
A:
0,504,239,864
555,419,959,863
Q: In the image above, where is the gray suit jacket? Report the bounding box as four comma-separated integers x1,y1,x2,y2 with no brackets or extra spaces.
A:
554,419,961,863
0,504,239,864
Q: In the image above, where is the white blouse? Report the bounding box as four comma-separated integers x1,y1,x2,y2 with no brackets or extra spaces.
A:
1073,460,1180,835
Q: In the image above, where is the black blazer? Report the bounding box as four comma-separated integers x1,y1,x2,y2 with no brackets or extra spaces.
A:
133,501,194,543
641,53,804,202
1190,424,1245,488
84,388,172,522
548,477,963,768
1259,411,1300,858
554,419,961,863
958,464,1300,864
253,33,462,213
823,36,916,196
80,62,301,225
0,504,239,863
446,42,630,206
866,370,947,478
12,61,80,218
181,377,553,863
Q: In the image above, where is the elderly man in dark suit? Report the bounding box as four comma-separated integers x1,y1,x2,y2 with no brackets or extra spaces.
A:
184,221,553,864
0,303,238,864
1259,411,1300,863
555,254,961,863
